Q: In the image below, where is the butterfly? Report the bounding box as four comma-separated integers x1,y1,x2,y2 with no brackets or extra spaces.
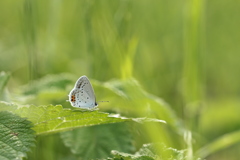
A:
69,75,98,110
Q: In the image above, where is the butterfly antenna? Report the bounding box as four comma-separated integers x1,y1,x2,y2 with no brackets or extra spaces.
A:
97,101,109,103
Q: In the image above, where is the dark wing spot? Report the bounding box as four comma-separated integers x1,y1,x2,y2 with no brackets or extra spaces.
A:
77,81,83,89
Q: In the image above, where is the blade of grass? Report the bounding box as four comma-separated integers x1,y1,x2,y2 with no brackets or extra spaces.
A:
196,130,240,158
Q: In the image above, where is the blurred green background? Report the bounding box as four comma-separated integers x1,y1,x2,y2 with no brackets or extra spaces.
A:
1,0,240,159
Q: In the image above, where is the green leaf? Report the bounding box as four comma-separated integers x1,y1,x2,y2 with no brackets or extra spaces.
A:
13,74,74,106
0,101,166,135
60,123,135,159
21,73,74,95
111,144,157,160
101,78,179,130
111,151,155,160
0,111,35,160
110,143,202,160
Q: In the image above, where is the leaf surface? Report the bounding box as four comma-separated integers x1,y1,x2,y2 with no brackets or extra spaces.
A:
110,143,193,160
0,111,35,160
0,101,165,135
61,123,135,159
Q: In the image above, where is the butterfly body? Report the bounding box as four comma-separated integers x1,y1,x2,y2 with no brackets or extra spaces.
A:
69,75,98,109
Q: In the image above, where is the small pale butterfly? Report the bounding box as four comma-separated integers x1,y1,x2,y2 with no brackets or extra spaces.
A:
69,75,98,109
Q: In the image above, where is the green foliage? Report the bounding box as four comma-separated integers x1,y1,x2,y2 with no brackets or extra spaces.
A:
0,111,35,160
197,99,240,158
110,144,157,160
1,0,240,159
109,143,200,160
61,123,135,159
101,78,180,129
0,101,165,135
0,99,166,159
196,130,240,158
21,73,74,95
99,77,183,147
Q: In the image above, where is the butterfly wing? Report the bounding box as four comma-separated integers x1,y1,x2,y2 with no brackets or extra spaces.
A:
69,75,97,109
